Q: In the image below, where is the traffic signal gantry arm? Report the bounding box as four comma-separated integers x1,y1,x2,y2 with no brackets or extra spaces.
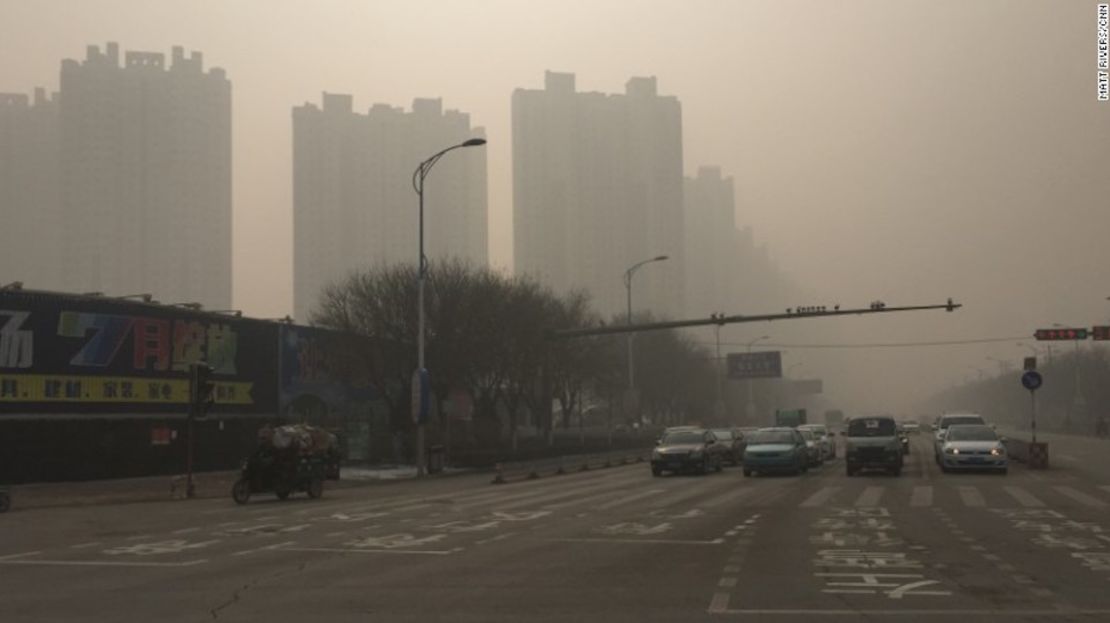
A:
549,299,962,340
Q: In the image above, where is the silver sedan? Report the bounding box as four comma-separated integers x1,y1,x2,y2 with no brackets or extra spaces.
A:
938,424,1007,474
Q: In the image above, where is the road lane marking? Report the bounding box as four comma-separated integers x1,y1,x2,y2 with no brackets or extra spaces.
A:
800,487,840,508
704,486,759,509
596,488,663,510
708,592,731,614
172,527,201,535
284,547,456,555
231,541,296,556
710,608,1110,616
0,551,41,561
70,542,101,549
718,577,737,588
1003,486,1045,508
1055,486,1109,508
0,558,207,567
723,565,740,573
475,532,518,545
555,537,723,545
910,486,933,507
854,487,884,507
957,486,985,507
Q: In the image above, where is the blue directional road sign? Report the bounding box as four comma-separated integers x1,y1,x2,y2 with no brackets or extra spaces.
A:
1021,370,1043,391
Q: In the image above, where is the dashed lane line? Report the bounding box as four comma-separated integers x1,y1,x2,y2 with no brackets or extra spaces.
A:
708,592,731,614
718,577,737,588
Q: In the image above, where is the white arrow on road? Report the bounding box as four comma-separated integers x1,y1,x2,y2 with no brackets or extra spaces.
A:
104,539,220,556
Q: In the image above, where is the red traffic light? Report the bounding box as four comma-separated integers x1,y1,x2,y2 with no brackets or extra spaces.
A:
1034,328,1089,341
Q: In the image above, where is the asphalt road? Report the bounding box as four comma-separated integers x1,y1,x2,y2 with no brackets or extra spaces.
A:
4,433,1110,622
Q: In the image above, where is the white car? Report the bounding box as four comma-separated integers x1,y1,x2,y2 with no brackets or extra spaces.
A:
938,424,1007,474
798,424,835,460
933,413,987,462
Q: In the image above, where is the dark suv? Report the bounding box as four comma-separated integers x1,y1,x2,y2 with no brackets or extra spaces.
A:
845,416,903,476
651,429,728,476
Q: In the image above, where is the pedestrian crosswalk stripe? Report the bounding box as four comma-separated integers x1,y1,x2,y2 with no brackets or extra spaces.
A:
800,487,840,508
854,486,884,507
1054,486,1109,508
957,486,986,507
596,488,664,510
910,486,933,507
704,485,762,509
1002,486,1045,508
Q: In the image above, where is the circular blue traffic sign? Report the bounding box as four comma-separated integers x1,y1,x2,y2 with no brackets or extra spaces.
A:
1021,370,1043,391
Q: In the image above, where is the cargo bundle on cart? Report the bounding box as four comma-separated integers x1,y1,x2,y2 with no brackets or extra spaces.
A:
231,424,341,504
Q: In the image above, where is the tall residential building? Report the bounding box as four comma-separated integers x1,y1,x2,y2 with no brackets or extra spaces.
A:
513,72,685,319
684,166,744,317
0,88,61,290
684,165,797,317
293,94,488,322
59,43,232,308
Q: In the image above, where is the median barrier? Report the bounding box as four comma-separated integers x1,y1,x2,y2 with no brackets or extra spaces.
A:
1002,437,1049,469
490,448,650,485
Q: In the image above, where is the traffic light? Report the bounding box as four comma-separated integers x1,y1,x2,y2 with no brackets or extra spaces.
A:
189,362,216,418
1034,328,1089,341
1094,326,1110,341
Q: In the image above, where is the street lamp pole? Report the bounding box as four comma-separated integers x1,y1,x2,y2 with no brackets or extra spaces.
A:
744,335,770,422
712,316,725,420
411,137,486,476
624,255,669,424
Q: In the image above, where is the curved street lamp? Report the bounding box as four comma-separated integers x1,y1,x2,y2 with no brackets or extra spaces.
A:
411,137,487,476
622,255,669,424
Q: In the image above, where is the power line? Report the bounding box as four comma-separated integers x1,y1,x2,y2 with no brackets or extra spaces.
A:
701,336,1030,350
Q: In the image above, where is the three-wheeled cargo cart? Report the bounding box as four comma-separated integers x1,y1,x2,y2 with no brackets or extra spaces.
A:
231,424,341,504
231,450,330,504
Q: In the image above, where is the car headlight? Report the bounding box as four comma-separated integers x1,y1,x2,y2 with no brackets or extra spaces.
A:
991,447,1004,456
945,447,959,454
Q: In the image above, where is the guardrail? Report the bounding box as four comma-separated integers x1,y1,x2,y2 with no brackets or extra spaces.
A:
490,448,651,484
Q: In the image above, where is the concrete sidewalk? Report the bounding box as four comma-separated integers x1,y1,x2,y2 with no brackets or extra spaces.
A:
5,463,473,511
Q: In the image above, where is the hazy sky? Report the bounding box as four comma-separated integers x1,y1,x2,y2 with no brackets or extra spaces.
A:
3,0,1108,414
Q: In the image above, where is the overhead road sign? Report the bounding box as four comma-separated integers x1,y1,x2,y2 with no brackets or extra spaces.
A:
727,351,782,379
